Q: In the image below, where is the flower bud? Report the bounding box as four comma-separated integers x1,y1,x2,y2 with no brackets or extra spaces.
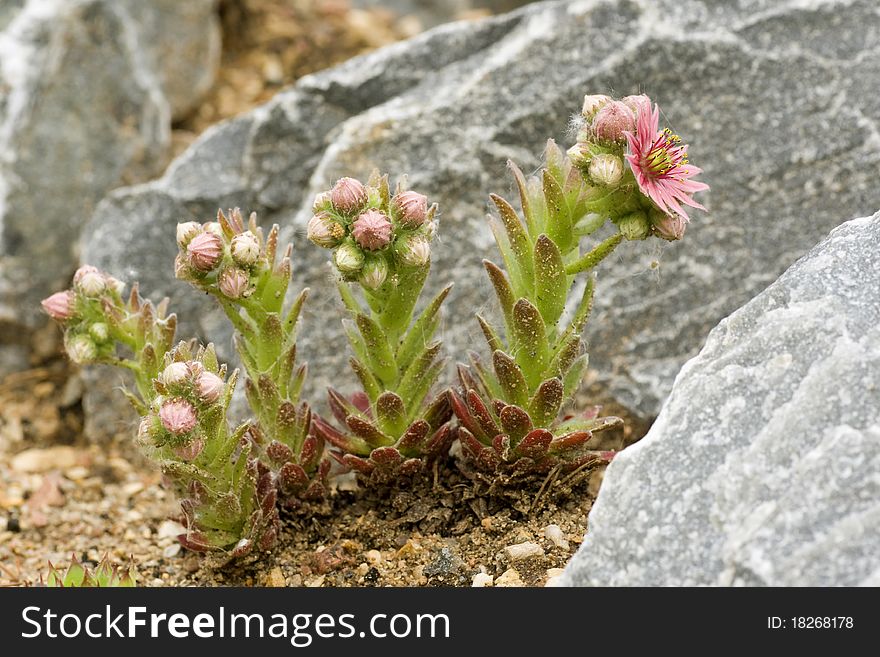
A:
312,191,332,213
160,361,191,388
136,417,153,446
41,291,74,321
582,94,611,118
567,142,593,169
330,177,368,214
105,276,126,296
359,258,389,290
73,265,100,284
218,267,250,299
174,254,195,281
588,153,624,187
203,222,223,236
176,221,202,248
421,220,438,241
351,209,392,251
76,270,106,297
592,101,635,142
173,438,204,461
307,212,345,248
187,232,224,272
334,242,365,275
618,211,651,241
621,94,650,114
159,398,198,436
392,190,428,228
196,371,224,403
650,209,687,241
88,322,109,343
230,231,261,266
398,234,431,267
67,335,97,363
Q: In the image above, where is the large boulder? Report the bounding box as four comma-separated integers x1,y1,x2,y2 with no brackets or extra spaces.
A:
560,212,880,586
82,0,880,436
0,0,219,372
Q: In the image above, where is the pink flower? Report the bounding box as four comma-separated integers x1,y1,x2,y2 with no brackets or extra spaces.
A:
392,190,428,228
41,291,74,321
173,438,204,461
624,101,709,221
187,232,224,272
159,399,198,435
351,210,392,251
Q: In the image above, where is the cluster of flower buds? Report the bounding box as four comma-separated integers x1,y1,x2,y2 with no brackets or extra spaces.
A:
175,208,286,302
307,173,437,290
138,342,280,556
567,93,708,241
42,265,177,410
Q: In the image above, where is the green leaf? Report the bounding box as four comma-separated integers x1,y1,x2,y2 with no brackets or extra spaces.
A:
565,232,623,275
355,313,397,385
511,299,549,389
396,283,452,374
399,341,442,403
482,260,514,333
562,354,589,399
375,392,409,438
350,357,381,402
528,377,564,428
403,359,446,421
490,193,534,297
542,170,573,252
508,160,538,237
492,350,529,408
533,235,568,328
476,315,503,354
379,266,428,340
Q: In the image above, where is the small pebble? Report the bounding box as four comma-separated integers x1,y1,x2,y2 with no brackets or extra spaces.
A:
11,446,81,473
545,568,566,587
157,520,187,540
472,572,493,587
494,568,524,587
162,543,181,559
306,575,326,588
265,567,286,587
503,541,544,561
365,549,382,565
544,524,570,550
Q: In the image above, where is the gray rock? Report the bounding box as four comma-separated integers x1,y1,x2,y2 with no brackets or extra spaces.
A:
352,0,531,28
0,0,219,368
561,212,880,586
81,0,880,436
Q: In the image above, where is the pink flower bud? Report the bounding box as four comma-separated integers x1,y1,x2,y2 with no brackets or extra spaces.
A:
588,153,624,187
73,265,100,285
159,398,198,435
105,276,126,296
160,361,191,387
67,335,97,363
621,94,650,114
592,101,635,142
76,270,106,297
334,243,365,274
566,142,592,169
651,210,687,241
203,222,223,236
329,177,368,214
359,258,388,290
399,234,431,267
230,231,260,266
351,209,392,251
218,267,250,299
312,191,332,213
392,190,428,228
187,232,224,272
582,94,611,118
41,291,74,321
176,221,202,248
173,438,204,461
196,371,224,403
307,212,345,248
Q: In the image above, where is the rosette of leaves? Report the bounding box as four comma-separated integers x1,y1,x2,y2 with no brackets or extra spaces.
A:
140,341,278,556
43,555,137,587
174,209,327,501
41,265,177,412
307,173,454,481
453,140,624,475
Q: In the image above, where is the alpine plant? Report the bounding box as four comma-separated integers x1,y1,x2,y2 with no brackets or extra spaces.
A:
454,92,708,475
175,209,328,501
43,555,137,587
307,172,454,480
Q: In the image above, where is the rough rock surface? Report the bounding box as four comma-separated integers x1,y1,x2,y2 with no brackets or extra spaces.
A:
82,0,880,435
561,212,880,586
0,0,219,369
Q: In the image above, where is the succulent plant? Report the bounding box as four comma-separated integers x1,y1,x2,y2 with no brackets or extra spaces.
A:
43,555,137,587
308,172,454,481
138,341,278,555
175,209,328,501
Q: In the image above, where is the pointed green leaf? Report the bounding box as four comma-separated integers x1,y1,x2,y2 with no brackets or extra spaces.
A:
508,160,538,237
511,299,549,388
396,283,452,373
375,392,408,438
562,354,589,399
490,194,534,297
350,357,381,402
565,232,623,275
476,315,503,354
542,169,573,252
492,350,529,408
528,377,564,428
355,313,397,385
534,235,568,328
483,260,514,332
